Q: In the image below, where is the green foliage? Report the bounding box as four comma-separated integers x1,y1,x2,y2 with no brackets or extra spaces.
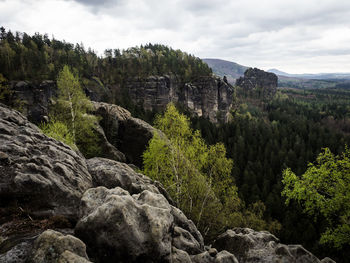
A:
143,104,239,239
0,29,211,85
49,65,101,157
40,119,77,150
282,147,350,249
143,103,277,241
0,73,11,102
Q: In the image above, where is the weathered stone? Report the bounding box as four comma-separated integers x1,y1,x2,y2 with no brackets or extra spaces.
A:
208,247,218,257
320,257,336,263
214,250,239,263
86,157,167,198
170,246,192,263
213,228,329,263
28,229,90,263
236,68,278,98
58,250,92,263
11,80,56,124
191,250,238,263
0,239,33,263
0,104,92,219
92,101,157,166
172,226,202,255
93,124,126,162
171,206,204,250
124,75,233,123
75,187,173,262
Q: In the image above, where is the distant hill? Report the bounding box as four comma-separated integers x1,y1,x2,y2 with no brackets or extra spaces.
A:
202,58,248,84
267,69,350,80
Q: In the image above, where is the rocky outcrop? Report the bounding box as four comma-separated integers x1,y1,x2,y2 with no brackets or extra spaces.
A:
86,157,173,203
93,124,126,162
125,75,233,123
11,80,56,124
92,101,157,166
74,186,238,263
236,68,278,98
28,229,91,263
0,103,92,219
213,228,334,263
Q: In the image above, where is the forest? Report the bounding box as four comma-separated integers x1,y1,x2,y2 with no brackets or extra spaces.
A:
1,28,349,261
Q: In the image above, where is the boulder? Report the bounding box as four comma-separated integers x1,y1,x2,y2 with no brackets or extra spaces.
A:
93,124,126,162
213,228,331,263
28,229,91,263
190,250,238,263
75,187,174,262
74,185,210,263
0,103,92,219
0,238,34,263
92,101,157,166
86,157,169,200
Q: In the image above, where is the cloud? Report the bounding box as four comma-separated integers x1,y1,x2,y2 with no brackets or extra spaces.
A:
1,0,350,73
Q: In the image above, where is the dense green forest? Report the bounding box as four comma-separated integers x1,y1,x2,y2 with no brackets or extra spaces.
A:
1,28,350,261
0,27,211,86
191,87,350,261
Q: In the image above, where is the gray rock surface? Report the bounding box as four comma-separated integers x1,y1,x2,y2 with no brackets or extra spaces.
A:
190,250,238,263
28,229,91,263
213,228,332,263
125,75,233,123
236,68,278,98
92,101,157,166
11,80,56,123
75,187,174,262
0,238,34,263
74,185,211,263
87,157,171,201
0,103,92,219
93,124,126,162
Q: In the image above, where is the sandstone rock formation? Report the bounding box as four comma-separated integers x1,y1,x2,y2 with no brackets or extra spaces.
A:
236,68,278,98
86,157,173,203
28,229,91,263
125,75,234,123
213,228,335,263
11,80,56,123
0,103,92,219
92,101,156,166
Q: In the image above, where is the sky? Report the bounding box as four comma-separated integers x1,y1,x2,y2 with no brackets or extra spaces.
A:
1,0,350,74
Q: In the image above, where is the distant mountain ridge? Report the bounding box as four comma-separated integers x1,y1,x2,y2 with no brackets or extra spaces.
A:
268,68,350,80
202,58,248,84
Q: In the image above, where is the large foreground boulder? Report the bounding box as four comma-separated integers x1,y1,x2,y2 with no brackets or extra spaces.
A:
0,103,92,219
74,185,237,263
87,157,173,204
28,229,91,263
74,187,191,262
213,228,335,263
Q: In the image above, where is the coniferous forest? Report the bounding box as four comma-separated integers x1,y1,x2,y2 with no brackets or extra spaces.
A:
1,28,350,262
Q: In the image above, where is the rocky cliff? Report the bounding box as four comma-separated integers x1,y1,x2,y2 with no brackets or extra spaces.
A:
0,103,335,263
125,75,234,123
236,68,278,98
9,75,234,125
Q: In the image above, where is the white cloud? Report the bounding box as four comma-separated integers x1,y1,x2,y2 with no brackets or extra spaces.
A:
1,0,350,73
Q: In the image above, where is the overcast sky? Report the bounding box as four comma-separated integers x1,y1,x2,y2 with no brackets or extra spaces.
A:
1,0,350,73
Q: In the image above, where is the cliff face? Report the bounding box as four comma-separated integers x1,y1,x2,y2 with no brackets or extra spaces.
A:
236,68,278,98
125,75,234,123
